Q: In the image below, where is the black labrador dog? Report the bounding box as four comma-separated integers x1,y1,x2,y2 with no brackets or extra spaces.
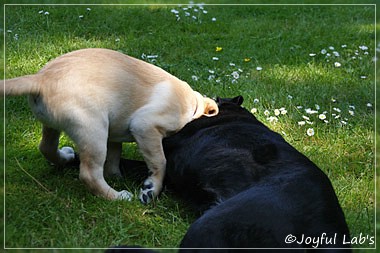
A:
117,96,351,251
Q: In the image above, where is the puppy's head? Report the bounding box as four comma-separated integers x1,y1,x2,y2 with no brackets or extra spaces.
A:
193,92,219,119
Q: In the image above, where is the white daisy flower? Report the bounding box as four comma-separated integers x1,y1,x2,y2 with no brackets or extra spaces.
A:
231,71,240,79
305,108,318,114
298,121,306,126
307,128,315,136
267,116,278,123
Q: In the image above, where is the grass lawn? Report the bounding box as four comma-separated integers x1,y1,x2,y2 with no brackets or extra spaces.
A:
3,1,376,251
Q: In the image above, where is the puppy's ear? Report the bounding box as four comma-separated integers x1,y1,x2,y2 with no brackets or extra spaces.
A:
193,92,219,119
202,98,219,117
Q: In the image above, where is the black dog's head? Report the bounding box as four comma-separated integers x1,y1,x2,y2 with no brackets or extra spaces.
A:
204,95,261,125
215,95,248,116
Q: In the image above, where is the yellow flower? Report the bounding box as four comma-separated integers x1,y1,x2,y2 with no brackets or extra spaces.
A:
216,46,223,52
244,58,251,62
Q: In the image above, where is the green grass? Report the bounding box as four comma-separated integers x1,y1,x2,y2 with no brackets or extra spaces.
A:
3,2,376,251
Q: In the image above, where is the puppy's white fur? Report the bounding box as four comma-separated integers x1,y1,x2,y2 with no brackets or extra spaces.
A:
2,48,218,202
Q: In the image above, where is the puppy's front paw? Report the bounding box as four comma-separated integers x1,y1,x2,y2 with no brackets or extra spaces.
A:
117,190,133,201
139,180,155,204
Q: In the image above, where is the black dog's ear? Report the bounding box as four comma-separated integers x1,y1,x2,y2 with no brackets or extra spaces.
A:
231,95,244,105
216,97,223,105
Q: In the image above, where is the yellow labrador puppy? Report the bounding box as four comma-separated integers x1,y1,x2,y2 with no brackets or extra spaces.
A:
2,48,218,203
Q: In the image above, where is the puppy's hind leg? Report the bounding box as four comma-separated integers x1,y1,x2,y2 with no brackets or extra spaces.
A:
71,126,133,201
39,125,76,167
104,142,122,178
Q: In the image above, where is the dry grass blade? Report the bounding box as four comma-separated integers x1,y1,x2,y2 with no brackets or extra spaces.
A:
14,157,52,194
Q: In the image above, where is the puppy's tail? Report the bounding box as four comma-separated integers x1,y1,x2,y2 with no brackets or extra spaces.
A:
1,75,40,96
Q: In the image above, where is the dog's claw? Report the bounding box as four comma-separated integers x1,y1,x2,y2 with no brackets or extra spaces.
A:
118,190,133,201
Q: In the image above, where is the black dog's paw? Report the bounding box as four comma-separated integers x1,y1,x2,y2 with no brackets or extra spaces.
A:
138,180,155,204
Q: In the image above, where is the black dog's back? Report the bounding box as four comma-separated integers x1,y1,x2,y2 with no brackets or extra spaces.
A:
163,96,350,250
180,177,348,249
